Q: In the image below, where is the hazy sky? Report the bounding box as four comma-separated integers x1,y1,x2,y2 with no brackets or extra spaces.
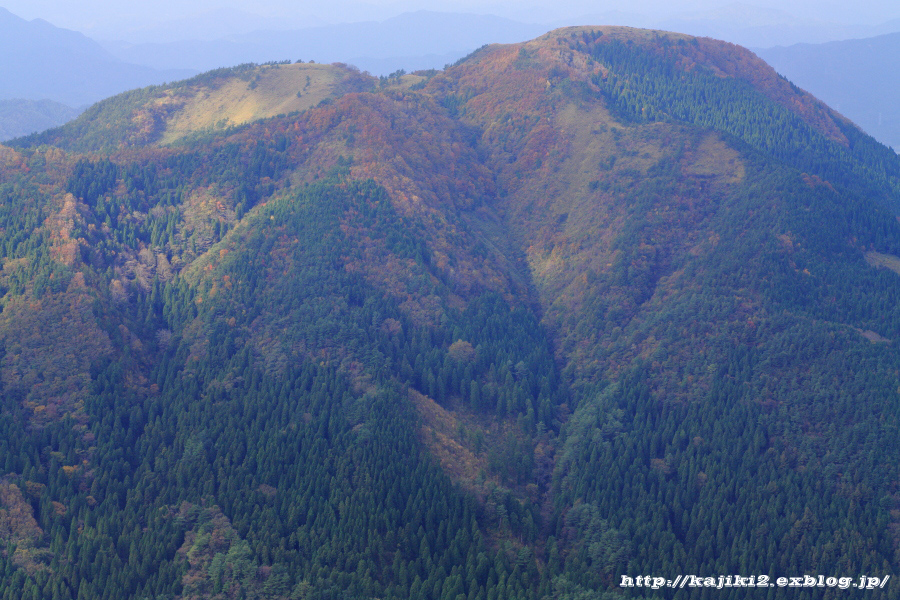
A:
5,0,900,36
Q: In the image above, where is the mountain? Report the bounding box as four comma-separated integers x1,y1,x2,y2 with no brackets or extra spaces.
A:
18,61,376,151
553,4,900,49
650,3,900,47
2,25,900,600
756,31,900,151
0,7,195,107
98,11,549,75
89,7,329,44
0,99,81,141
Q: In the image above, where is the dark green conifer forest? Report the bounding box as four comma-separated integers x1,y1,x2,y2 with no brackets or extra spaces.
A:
1,25,899,600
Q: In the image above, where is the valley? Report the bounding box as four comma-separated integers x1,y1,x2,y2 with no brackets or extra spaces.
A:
1,25,899,600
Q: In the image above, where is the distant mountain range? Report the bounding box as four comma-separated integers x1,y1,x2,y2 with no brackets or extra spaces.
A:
3,25,900,599
0,7,194,106
87,6,330,44
2,4,900,152
643,4,900,47
0,7,194,139
0,98,81,140
98,11,550,74
755,32,900,151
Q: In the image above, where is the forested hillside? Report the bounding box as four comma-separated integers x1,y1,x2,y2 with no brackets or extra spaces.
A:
1,25,900,600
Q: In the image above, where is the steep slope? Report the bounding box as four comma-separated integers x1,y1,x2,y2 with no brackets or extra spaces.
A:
1,25,900,600
430,27,900,593
431,25,900,374
0,83,559,600
15,61,375,152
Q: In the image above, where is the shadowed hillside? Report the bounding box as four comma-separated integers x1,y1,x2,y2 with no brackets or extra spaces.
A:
1,25,899,600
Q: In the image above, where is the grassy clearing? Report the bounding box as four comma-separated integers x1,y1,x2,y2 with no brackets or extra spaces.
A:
865,250,900,275
159,63,361,144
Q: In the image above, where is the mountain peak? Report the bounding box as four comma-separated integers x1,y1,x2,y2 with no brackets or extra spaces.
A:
477,25,855,147
2,22,900,600
16,61,374,151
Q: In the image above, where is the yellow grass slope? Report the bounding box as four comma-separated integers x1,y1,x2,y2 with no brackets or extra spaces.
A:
157,63,371,145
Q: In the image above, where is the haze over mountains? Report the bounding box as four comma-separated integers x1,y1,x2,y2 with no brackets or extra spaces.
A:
2,23,900,599
98,11,550,75
0,7,193,107
756,31,900,150
0,6,194,138
0,99,80,141
2,2,900,151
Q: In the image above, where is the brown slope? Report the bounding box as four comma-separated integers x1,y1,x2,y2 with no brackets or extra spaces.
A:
15,62,375,152
415,29,748,387
412,25,897,401
406,35,900,574
201,89,535,316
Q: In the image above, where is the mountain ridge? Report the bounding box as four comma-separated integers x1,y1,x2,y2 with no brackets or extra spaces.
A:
1,24,900,600
0,6,195,107
756,30,900,150
0,98,81,141
98,11,549,75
